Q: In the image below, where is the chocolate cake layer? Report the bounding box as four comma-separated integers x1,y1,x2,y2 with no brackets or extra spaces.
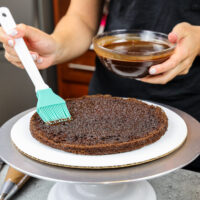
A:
30,95,168,155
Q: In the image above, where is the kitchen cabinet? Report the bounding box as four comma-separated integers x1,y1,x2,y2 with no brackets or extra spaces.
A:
53,0,96,98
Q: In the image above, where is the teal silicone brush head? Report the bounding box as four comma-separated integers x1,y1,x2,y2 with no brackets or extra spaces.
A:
36,88,71,124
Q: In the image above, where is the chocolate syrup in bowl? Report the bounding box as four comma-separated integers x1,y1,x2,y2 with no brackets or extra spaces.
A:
93,32,175,78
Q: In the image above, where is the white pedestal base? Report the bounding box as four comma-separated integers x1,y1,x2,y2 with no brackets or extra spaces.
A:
48,180,156,200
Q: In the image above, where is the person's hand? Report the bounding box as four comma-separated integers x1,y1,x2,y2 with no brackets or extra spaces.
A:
0,24,57,69
140,22,200,84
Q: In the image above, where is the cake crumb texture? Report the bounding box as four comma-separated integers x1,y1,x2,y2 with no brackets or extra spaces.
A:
30,95,168,155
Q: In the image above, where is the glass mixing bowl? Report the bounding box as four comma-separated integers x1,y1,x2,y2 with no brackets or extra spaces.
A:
93,29,175,78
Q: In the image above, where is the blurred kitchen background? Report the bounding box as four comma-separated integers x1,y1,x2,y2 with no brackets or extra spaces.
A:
0,0,57,125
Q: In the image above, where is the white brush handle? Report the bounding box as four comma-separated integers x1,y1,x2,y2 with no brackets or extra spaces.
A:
0,7,49,92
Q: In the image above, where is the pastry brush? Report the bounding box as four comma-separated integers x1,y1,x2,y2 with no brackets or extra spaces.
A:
0,7,71,124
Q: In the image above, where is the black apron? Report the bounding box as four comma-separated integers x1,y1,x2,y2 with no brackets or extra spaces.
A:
89,0,200,171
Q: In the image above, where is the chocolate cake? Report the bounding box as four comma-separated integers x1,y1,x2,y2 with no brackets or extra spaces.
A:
30,95,168,155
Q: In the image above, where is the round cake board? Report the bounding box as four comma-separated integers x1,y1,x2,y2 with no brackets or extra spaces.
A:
10,102,187,169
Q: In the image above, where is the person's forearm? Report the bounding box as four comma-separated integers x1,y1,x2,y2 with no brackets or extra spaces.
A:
51,16,95,64
51,0,103,65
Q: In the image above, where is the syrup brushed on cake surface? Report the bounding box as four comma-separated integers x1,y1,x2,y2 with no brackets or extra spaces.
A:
30,95,168,155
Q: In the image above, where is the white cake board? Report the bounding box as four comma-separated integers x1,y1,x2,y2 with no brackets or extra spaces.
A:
10,102,187,169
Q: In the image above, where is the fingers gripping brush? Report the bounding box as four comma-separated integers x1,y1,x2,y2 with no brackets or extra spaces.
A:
0,7,71,124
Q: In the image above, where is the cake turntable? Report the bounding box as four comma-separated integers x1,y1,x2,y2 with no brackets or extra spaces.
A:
0,104,200,200
10,102,186,169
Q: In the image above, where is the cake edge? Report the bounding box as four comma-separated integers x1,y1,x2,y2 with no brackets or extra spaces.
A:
30,95,168,155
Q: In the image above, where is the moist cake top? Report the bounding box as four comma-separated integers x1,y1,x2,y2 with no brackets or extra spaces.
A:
31,95,165,146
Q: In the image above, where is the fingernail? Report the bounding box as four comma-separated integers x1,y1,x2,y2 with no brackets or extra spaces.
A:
169,32,178,43
173,33,178,40
149,68,157,75
31,54,37,61
8,40,14,47
9,29,18,36
37,57,43,64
